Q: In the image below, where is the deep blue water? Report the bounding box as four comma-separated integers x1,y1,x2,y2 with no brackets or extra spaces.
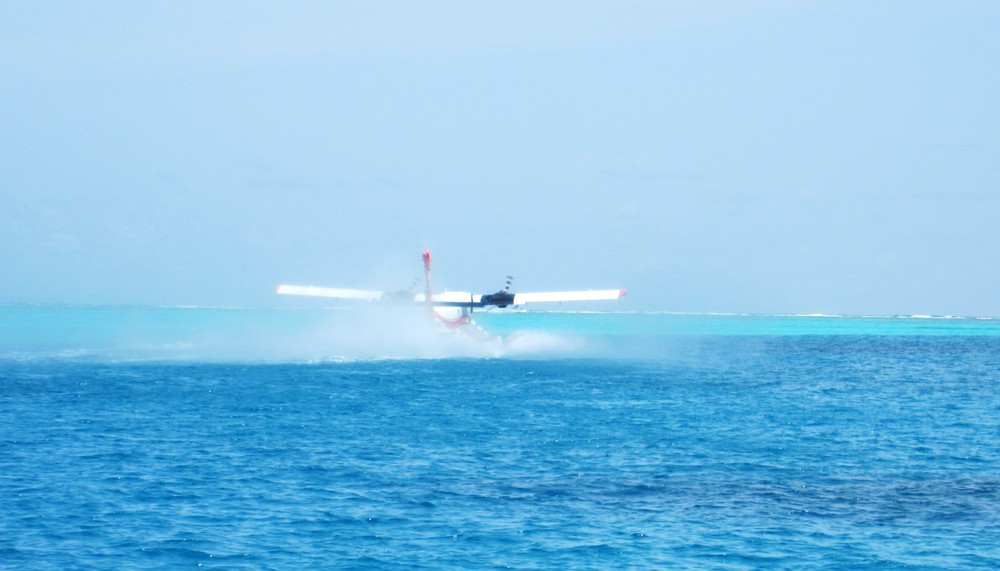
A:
2,307,999,569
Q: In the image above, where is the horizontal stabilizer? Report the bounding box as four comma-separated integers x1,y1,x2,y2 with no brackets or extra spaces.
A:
513,289,626,305
276,284,383,301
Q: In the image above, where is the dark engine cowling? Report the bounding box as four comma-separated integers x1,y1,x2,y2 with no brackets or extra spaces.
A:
480,290,516,308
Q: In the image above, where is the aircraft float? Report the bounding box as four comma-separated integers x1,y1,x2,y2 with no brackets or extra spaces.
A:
277,250,627,338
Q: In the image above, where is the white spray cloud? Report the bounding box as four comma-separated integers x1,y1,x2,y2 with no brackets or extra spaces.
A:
1,305,601,363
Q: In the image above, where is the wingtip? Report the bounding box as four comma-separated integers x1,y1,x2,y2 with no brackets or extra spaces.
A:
619,289,629,298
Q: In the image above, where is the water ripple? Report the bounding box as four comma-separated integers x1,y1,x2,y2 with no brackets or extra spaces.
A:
2,336,998,568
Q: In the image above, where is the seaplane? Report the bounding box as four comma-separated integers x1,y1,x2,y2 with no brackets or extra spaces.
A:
277,250,627,339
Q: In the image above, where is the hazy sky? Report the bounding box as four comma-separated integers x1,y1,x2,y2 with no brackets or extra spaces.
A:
3,2,998,315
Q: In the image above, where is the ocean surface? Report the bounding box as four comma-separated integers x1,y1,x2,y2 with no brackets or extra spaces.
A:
2,306,999,569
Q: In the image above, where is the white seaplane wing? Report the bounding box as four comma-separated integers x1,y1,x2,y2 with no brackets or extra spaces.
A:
276,284,386,301
413,292,481,304
512,289,627,305
276,251,627,337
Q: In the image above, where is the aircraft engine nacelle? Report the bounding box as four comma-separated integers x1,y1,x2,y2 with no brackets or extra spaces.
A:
480,290,516,308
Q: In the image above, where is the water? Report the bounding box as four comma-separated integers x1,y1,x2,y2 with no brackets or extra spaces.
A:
2,306,999,569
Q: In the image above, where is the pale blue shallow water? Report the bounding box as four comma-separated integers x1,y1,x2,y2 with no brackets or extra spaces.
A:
1,306,999,569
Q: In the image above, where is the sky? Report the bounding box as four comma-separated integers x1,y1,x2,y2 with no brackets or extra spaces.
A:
2,1,998,316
